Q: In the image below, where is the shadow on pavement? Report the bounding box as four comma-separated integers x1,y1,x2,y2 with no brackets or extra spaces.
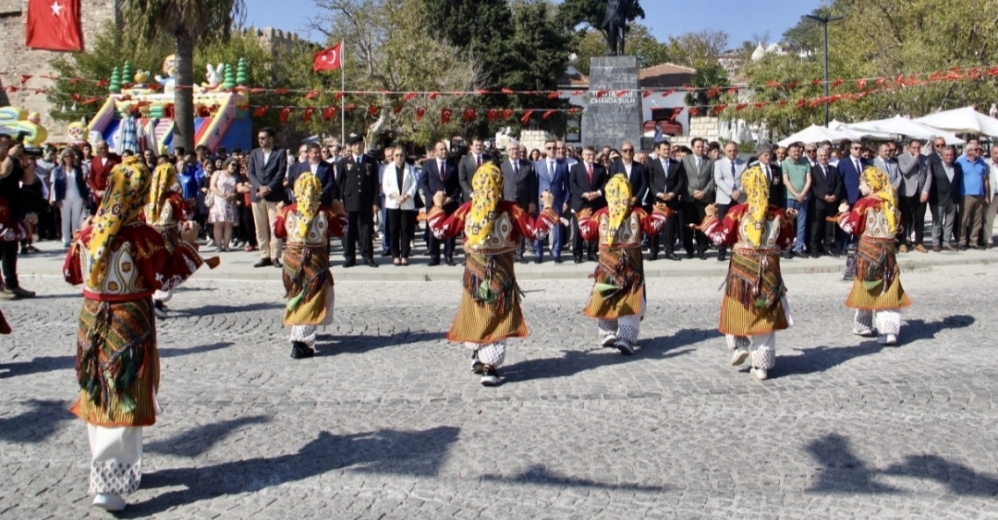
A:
316,331,448,356
176,301,285,316
0,399,72,444
0,342,233,380
806,433,998,496
129,426,461,516
146,415,271,457
501,328,706,383
481,463,667,492
904,314,975,343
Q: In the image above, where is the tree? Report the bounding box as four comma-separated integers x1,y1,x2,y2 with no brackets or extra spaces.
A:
559,0,645,49
122,0,246,152
666,29,729,70
684,65,729,114
571,23,669,75
781,6,835,53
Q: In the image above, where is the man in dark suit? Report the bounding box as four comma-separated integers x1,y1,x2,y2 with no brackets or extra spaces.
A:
458,137,491,202
500,141,538,263
808,147,842,256
608,141,648,210
569,146,607,262
648,140,685,260
681,137,715,259
247,127,288,268
420,141,461,265
834,141,869,253
534,139,569,263
929,146,962,251
287,142,337,206
336,134,381,267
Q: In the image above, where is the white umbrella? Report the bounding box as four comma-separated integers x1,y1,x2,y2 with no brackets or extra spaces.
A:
848,116,965,145
915,106,998,137
829,119,890,140
777,124,854,147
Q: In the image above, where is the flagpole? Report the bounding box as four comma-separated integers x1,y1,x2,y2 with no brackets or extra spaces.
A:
340,40,345,146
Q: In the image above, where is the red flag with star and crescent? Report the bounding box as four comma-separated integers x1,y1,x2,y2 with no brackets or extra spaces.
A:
313,43,343,72
26,0,84,51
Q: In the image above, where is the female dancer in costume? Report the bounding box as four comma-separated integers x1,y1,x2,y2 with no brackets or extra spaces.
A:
428,163,556,386
274,172,348,358
64,156,205,511
696,166,797,380
837,166,911,345
577,173,671,354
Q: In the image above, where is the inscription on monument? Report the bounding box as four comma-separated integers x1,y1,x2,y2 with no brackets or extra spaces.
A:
582,56,643,151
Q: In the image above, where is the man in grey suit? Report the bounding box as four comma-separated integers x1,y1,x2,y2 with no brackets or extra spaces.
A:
500,141,538,262
681,137,715,259
458,137,491,202
896,139,931,252
713,142,745,262
534,139,569,263
247,127,288,268
874,143,902,191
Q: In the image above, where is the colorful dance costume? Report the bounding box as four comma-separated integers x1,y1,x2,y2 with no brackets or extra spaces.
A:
63,157,204,511
428,163,556,385
700,166,795,380
577,173,670,354
838,166,911,345
274,172,348,359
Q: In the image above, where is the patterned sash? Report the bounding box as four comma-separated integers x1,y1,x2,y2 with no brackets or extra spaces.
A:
726,250,785,310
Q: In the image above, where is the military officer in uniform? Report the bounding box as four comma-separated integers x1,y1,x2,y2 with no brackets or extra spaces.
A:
336,134,381,267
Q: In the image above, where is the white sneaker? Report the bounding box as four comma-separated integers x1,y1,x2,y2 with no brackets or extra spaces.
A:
731,348,749,366
206,238,215,247
616,339,634,355
877,334,898,346
750,367,768,380
480,366,501,386
852,327,876,337
600,334,617,347
93,493,126,511
153,306,168,319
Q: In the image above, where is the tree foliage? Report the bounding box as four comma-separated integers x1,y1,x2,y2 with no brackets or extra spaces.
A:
666,29,729,70
684,65,730,113
571,23,670,75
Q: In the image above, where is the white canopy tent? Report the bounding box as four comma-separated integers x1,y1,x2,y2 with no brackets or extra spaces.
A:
915,107,998,137
777,124,855,147
829,120,889,140
847,116,965,145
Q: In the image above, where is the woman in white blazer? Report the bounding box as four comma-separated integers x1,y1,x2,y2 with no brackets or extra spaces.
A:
382,146,419,265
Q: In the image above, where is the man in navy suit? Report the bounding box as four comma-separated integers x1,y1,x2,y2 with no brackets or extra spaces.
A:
247,127,288,268
420,141,461,266
287,142,337,206
534,139,569,263
569,146,607,262
836,140,868,252
608,141,648,211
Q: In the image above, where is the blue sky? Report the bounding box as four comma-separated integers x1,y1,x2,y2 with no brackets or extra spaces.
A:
244,0,824,49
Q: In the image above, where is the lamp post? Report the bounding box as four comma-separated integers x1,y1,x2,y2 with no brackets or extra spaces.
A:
806,13,844,127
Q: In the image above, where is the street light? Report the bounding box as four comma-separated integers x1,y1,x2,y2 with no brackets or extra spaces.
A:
806,13,845,127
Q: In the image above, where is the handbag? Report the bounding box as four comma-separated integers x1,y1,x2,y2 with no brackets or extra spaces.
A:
204,191,215,207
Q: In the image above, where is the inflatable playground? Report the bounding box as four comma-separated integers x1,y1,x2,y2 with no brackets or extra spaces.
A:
85,55,253,154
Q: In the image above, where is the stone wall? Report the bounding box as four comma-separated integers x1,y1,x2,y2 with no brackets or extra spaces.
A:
518,129,552,158
670,116,722,148
0,0,121,140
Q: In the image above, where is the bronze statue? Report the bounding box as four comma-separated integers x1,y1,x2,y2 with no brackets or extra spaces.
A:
602,0,630,56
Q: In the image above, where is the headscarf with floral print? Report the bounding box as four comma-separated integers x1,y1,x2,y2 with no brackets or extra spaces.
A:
466,162,503,248
293,171,322,239
739,165,769,247
87,156,151,287
862,165,898,234
144,163,181,225
604,173,631,246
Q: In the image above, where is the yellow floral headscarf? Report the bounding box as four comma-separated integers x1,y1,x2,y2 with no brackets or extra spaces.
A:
293,171,322,239
740,166,769,247
466,162,502,248
862,166,898,234
605,173,631,246
88,156,151,287
144,163,181,224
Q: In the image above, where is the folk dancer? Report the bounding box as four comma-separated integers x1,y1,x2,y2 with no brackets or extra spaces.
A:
63,156,205,511
428,163,556,386
837,166,912,345
274,172,348,359
0,194,31,332
695,166,797,380
577,173,671,354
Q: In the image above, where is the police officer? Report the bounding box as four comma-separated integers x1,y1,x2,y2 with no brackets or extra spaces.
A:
336,134,380,267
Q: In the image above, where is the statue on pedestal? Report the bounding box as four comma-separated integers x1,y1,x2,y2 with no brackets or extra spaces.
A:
602,0,631,56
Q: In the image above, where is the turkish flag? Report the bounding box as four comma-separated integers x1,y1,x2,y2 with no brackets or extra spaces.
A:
313,43,343,72
26,0,84,52
441,108,452,124
462,108,476,121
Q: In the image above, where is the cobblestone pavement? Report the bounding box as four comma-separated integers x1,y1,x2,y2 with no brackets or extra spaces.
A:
1,264,997,519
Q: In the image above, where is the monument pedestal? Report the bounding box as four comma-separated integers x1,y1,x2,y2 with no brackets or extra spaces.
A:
582,56,643,151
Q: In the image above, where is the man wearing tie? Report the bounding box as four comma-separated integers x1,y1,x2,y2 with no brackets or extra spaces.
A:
837,141,869,253
569,146,607,262
809,147,841,256
336,134,381,268
712,142,745,262
608,141,648,211
681,137,715,259
500,141,538,263
458,138,491,202
648,140,685,260
420,141,462,265
534,139,569,263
